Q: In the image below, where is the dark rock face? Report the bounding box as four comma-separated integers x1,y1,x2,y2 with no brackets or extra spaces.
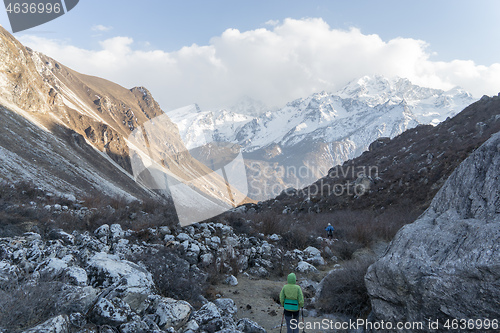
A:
365,131,500,332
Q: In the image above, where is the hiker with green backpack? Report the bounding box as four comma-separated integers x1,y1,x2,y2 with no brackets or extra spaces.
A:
279,272,304,333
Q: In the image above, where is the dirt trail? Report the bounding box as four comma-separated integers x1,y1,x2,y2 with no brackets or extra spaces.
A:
215,262,339,332
217,275,285,331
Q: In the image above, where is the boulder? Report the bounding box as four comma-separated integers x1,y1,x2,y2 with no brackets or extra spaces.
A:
47,229,75,245
269,234,281,241
68,312,86,328
74,232,108,255
94,224,110,239
192,302,221,325
86,252,154,296
0,260,21,288
303,246,321,257
214,298,237,315
54,285,100,314
159,226,171,235
164,234,175,242
176,233,191,242
119,320,150,333
22,315,69,333
144,295,192,329
208,236,221,250
306,255,326,266
299,279,319,297
296,261,318,273
224,275,238,286
109,224,124,241
89,297,132,326
200,253,214,267
224,236,239,248
64,266,88,286
259,242,272,259
247,266,269,278
183,319,199,332
366,131,500,331
200,317,236,333
35,258,69,279
236,318,266,333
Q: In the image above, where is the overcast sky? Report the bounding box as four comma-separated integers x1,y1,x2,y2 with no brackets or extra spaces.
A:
2,0,500,111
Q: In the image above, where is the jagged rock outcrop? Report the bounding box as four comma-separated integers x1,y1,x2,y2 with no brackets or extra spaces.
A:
365,131,500,332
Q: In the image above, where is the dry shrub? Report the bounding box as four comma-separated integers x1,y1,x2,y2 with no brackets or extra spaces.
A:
330,240,364,260
0,280,69,332
131,247,207,307
51,191,178,235
279,225,318,250
224,213,253,235
316,255,376,317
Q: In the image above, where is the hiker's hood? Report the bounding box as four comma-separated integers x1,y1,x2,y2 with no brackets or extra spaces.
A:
287,273,296,284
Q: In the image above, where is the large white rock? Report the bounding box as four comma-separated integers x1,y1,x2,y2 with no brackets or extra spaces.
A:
236,318,266,333
296,261,318,273
64,266,88,286
366,131,500,330
0,260,21,287
86,252,154,296
303,246,321,258
200,253,214,267
109,224,124,241
306,255,326,266
224,275,238,286
176,233,192,242
119,320,150,333
214,298,238,315
94,224,110,238
35,258,68,279
145,295,192,329
90,298,131,326
22,315,69,333
192,302,221,325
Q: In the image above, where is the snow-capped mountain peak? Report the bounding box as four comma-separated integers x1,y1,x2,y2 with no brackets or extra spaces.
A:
167,75,477,200
172,75,477,152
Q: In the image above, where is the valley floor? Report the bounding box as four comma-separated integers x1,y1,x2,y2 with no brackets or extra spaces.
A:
216,262,341,333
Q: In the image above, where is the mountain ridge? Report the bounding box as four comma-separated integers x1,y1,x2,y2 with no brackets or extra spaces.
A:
168,75,476,200
0,26,250,211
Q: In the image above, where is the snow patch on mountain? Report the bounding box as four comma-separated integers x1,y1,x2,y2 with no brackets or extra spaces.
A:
167,104,252,150
171,76,475,155
166,76,476,200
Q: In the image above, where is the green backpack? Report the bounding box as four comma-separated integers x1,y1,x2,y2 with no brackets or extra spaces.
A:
284,298,299,311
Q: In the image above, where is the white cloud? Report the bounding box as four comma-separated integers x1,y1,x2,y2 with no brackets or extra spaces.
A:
265,19,279,26
91,24,113,32
19,18,500,111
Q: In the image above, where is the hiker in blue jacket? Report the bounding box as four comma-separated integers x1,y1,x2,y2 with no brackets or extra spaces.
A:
325,223,334,240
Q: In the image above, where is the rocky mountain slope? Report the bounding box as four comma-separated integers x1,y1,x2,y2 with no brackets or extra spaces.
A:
0,179,338,332
0,26,247,213
169,76,476,200
365,128,500,332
